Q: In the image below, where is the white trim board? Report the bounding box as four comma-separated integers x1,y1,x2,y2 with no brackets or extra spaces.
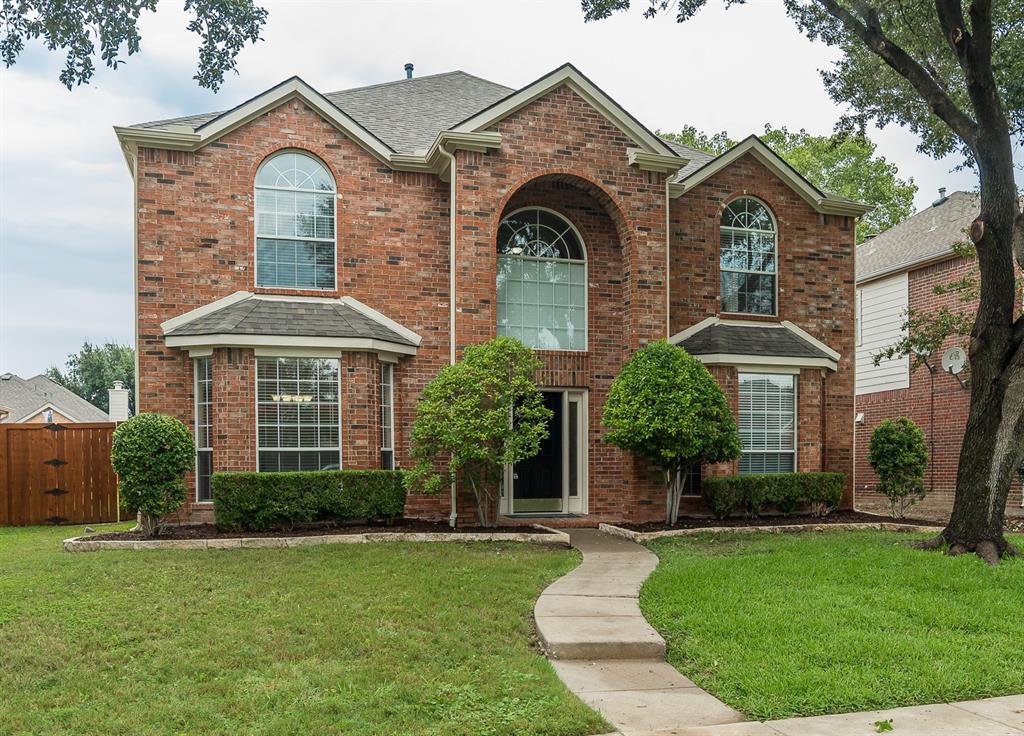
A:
165,333,418,356
669,136,870,217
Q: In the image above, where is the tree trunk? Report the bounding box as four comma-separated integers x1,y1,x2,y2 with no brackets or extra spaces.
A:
925,122,1024,564
666,468,687,527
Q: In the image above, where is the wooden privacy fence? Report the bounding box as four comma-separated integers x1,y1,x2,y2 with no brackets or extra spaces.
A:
0,422,120,526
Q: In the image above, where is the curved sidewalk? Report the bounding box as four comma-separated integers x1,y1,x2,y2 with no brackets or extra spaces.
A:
536,528,1024,736
535,528,744,735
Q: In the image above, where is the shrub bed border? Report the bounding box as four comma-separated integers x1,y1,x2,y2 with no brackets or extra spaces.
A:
63,524,570,552
598,519,944,543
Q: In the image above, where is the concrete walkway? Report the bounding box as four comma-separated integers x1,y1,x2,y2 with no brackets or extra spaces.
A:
536,529,1024,736
535,529,744,735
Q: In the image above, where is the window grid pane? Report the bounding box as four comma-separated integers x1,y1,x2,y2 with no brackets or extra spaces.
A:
257,357,340,472
738,373,796,475
381,363,395,470
255,152,335,290
720,198,777,315
194,357,213,502
496,209,586,351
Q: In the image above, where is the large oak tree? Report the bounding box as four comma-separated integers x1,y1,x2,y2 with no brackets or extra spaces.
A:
584,0,1024,562
1,0,267,90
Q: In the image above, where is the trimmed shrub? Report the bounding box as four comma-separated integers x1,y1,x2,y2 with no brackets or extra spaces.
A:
212,470,407,532
110,413,195,536
868,417,929,519
702,473,845,519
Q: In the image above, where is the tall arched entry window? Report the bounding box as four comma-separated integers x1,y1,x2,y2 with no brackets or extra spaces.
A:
255,151,336,290
720,197,777,315
496,208,587,351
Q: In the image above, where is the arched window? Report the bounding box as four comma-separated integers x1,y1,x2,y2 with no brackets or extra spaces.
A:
255,151,336,290
720,198,777,315
497,208,587,351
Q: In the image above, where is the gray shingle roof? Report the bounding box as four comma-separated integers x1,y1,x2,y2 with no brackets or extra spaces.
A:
857,191,979,283
164,296,417,346
0,373,109,423
678,323,833,361
131,71,514,155
660,138,715,180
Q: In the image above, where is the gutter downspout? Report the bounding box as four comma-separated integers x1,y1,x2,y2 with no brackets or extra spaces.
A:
122,140,140,528
665,177,671,339
440,144,458,528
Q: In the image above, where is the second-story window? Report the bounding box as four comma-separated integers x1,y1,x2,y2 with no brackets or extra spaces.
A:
720,197,777,315
255,151,336,290
497,208,587,351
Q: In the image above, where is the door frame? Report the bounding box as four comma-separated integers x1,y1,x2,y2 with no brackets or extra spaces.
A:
501,388,588,516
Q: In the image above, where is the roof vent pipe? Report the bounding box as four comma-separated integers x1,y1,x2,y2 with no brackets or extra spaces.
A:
933,187,948,207
404,63,414,79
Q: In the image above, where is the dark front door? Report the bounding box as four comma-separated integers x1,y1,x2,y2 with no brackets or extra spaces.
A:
513,391,563,513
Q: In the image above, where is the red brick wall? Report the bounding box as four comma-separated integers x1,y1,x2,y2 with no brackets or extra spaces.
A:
854,256,1023,520
670,155,857,508
135,88,857,523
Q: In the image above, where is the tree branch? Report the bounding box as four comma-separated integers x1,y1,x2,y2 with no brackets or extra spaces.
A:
815,0,979,147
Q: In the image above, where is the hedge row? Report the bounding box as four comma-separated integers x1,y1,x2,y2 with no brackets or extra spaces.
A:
211,470,407,531
701,472,845,519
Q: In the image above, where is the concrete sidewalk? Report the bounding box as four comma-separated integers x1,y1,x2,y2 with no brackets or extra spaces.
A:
538,528,1024,736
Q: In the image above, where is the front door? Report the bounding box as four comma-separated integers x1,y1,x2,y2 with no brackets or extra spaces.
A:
503,389,588,515
512,391,563,513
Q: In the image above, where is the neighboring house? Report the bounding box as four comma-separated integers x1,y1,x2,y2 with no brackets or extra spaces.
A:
854,190,1022,519
0,373,109,424
115,63,867,523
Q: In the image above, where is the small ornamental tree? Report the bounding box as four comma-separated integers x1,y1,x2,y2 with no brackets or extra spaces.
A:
868,417,930,519
603,342,742,525
110,413,195,536
406,336,552,528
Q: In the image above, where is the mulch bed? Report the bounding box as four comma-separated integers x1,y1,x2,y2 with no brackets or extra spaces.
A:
617,510,937,533
88,519,557,541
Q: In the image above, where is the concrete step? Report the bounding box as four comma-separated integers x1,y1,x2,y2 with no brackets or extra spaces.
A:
552,659,696,693
536,615,666,660
577,686,746,734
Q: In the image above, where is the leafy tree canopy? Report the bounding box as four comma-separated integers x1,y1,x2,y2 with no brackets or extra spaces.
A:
406,336,551,527
47,341,135,415
661,123,917,242
1,0,268,90
603,341,741,524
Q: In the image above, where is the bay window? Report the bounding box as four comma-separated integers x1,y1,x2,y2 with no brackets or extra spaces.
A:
194,357,213,501
257,357,340,472
738,373,796,474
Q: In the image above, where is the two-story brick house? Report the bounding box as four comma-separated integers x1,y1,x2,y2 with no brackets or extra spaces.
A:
115,63,867,524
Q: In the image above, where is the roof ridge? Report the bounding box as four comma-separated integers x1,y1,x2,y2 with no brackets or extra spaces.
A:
327,69,509,97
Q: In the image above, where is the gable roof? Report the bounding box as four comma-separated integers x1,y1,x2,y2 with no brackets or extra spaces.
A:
129,71,513,155
668,135,870,217
0,373,109,423
452,63,677,157
669,317,840,371
162,292,421,355
856,191,979,284
116,64,685,175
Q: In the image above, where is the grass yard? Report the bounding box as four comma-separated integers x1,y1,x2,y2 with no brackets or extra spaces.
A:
641,530,1024,721
0,524,607,736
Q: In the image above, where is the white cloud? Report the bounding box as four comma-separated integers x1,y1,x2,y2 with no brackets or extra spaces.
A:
1,0,1018,375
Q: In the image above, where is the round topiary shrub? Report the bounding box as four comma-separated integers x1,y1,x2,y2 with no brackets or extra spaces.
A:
111,413,195,536
868,417,929,519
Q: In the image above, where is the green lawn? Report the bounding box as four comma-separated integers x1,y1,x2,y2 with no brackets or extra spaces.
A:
0,524,607,736
641,530,1024,721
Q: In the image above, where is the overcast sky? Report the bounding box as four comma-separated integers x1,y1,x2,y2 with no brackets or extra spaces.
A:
1,0,1018,377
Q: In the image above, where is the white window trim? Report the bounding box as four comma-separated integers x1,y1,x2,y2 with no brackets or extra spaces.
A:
496,206,589,353
194,356,213,503
738,372,798,474
254,149,338,292
254,356,343,472
855,288,863,347
719,196,779,318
